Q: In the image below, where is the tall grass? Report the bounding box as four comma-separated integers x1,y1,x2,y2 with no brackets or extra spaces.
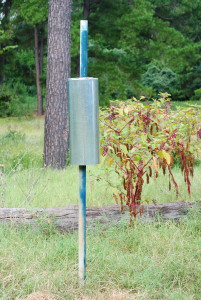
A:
0,166,200,209
0,117,43,170
0,208,200,299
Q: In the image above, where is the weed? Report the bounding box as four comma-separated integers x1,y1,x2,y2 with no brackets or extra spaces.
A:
10,152,42,171
99,95,201,219
1,130,25,143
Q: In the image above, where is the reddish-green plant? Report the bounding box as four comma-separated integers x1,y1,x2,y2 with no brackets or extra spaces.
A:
99,94,201,221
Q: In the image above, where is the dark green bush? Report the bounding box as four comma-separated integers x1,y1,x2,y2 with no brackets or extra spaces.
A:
0,84,15,117
142,64,177,97
0,83,36,117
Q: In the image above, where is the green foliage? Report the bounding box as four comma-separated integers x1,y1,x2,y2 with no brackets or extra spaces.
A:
0,84,15,117
99,94,201,218
13,0,48,25
193,88,201,100
5,49,36,90
1,0,201,111
71,0,201,102
142,63,177,96
0,83,36,117
0,30,18,54
0,0,47,115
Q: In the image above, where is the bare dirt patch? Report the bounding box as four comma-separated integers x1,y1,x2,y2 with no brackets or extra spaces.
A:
80,290,147,300
19,291,61,300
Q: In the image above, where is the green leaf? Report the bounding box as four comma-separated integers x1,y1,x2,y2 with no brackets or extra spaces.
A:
120,145,128,155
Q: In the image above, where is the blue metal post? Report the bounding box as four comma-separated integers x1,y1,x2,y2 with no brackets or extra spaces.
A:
79,20,88,283
80,20,88,78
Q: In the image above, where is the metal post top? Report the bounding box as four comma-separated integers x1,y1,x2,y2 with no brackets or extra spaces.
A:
68,77,98,81
80,20,88,29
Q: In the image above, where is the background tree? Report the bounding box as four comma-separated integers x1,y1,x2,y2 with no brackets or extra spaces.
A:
0,0,13,84
43,0,72,169
0,0,47,116
1,0,201,119
13,0,48,115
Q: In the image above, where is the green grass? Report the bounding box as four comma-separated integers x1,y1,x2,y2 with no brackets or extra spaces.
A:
1,166,200,208
171,100,201,109
0,209,200,299
0,117,44,171
0,114,200,299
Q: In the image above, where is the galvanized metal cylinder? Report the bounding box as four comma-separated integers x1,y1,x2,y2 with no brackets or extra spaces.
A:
68,77,100,165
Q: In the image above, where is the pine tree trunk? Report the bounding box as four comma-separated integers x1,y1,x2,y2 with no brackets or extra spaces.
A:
34,25,43,116
44,0,72,169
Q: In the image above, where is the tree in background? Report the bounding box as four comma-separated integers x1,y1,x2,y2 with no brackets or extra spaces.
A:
13,0,48,115
0,0,13,84
70,0,201,102
43,0,72,169
1,0,201,117
0,0,48,116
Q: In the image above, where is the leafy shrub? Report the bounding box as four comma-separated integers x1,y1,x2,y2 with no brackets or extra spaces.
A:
193,88,201,100
99,93,201,221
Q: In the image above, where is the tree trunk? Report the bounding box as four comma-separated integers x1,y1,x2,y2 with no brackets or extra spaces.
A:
0,56,4,84
0,202,199,233
0,0,12,84
83,0,90,19
44,0,72,169
34,25,43,116
39,24,44,76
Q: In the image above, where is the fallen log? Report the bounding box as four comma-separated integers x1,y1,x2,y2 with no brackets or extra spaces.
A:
0,202,199,232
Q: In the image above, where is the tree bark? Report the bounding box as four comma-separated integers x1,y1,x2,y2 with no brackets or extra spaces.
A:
44,0,72,169
83,0,90,19
39,24,45,77
34,25,43,116
0,202,199,233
